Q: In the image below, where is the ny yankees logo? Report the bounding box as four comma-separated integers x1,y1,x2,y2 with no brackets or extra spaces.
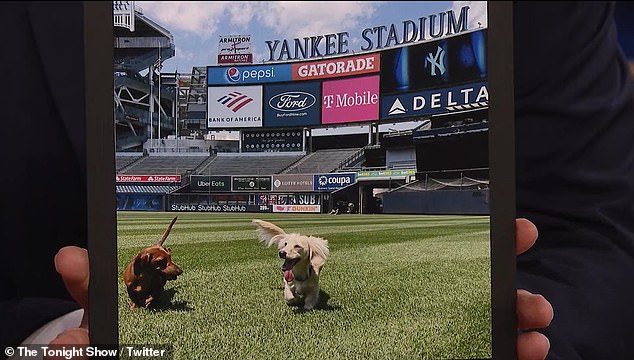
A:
425,46,447,77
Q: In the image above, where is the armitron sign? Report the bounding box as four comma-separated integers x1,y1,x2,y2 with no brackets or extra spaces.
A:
218,34,252,64
219,54,253,64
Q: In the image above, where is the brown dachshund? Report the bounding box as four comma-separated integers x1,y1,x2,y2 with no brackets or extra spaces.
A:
123,216,183,309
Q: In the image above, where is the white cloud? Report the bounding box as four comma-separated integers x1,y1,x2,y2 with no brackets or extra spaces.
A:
452,1,487,30
256,1,380,39
136,1,229,37
226,2,260,28
136,1,380,40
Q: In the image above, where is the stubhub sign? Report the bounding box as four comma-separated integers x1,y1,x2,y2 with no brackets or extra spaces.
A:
208,64,292,85
314,173,356,191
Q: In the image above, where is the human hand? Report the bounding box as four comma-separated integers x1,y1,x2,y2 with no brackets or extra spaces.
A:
46,246,90,359
516,218,553,360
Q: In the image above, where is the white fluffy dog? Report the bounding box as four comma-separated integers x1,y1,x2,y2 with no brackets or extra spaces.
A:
252,219,330,311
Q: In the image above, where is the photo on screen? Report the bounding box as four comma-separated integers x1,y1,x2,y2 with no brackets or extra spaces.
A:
103,1,516,359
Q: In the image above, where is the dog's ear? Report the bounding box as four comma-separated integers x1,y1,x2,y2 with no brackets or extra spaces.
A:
252,219,286,247
133,252,152,275
308,236,330,276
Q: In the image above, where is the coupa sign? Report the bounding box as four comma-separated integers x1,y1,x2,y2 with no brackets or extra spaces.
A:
313,173,356,191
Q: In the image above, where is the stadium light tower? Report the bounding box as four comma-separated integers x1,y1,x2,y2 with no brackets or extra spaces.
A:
149,63,153,146
155,50,162,139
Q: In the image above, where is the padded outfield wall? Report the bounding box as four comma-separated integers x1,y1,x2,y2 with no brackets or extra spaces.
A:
383,189,489,215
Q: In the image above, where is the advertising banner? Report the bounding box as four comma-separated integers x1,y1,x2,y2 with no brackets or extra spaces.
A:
291,53,380,81
321,75,379,125
357,169,416,180
263,81,321,128
271,174,314,192
208,86,263,128
116,175,181,183
217,34,252,65
380,81,488,120
272,204,321,213
313,173,356,191
257,193,321,206
190,175,232,192
207,64,292,85
170,203,262,212
218,54,253,64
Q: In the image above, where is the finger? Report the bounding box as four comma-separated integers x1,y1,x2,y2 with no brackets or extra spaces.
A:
46,328,89,360
516,218,538,255
54,246,89,328
517,331,550,360
517,289,553,330
48,328,89,346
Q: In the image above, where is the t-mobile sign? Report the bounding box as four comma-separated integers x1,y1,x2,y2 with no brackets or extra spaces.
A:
321,75,379,124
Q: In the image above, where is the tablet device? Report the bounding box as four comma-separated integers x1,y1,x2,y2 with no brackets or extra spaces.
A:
92,1,516,359
85,0,118,349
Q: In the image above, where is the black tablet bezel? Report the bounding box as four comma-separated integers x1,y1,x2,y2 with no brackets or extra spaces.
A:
487,1,517,359
86,1,517,358
84,0,119,347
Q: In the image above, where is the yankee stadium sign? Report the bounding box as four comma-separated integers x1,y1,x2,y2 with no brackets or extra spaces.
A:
265,6,469,62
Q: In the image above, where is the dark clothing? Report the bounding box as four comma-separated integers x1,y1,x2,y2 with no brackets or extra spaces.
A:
0,1,87,349
2,1,634,358
515,2,634,359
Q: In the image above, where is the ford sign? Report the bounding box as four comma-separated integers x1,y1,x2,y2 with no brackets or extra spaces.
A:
268,91,316,112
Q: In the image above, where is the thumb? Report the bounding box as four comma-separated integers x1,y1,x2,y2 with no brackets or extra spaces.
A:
54,246,89,329
516,218,538,255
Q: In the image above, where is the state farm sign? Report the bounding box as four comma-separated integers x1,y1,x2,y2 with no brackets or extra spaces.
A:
116,175,181,183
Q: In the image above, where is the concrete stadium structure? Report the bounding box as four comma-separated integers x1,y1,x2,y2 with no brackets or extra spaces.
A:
112,2,489,215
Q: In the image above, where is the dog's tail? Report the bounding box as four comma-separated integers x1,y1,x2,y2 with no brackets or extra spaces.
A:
157,216,178,246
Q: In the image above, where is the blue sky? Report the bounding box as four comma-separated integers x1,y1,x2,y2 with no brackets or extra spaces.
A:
135,1,487,74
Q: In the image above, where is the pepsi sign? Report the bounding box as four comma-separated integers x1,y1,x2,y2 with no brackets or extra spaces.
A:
208,64,293,85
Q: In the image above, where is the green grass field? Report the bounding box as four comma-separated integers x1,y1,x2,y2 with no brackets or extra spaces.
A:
116,212,491,360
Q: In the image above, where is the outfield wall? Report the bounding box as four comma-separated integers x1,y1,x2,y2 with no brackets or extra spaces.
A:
382,189,489,215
